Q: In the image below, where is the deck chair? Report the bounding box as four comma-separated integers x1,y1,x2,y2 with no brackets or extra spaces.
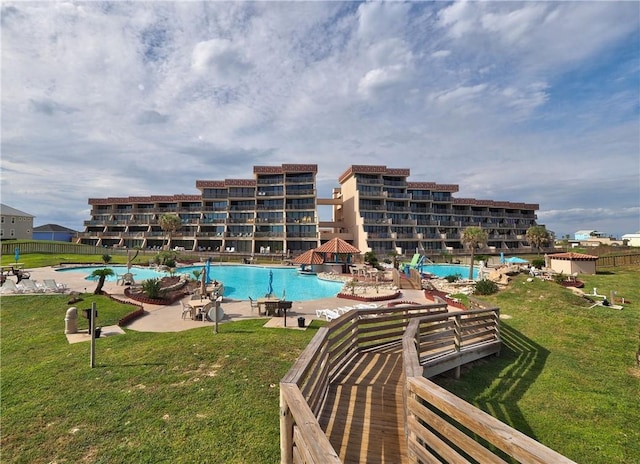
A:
18,279,44,293
43,279,66,293
0,279,22,294
324,309,341,322
589,300,623,310
248,296,259,314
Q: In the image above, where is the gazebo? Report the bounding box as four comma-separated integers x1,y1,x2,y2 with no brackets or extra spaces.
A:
548,252,598,275
314,238,361,273
291,249,325,274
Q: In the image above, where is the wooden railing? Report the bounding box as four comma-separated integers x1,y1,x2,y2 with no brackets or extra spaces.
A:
403,312,576,463
281,304,576,464
280,304,447,464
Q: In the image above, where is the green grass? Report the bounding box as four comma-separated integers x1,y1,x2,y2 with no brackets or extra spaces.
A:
436,265,640,464
1,294,320,463
2,262,639,463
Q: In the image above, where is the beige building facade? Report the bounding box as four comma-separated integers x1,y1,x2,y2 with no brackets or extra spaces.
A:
78,164,541,258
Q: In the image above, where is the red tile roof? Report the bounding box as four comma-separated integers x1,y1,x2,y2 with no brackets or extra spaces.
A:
291,250,325,265
549,252,598,261
315,238,360,254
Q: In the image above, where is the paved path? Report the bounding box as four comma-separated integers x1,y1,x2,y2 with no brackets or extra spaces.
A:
16,266,430,333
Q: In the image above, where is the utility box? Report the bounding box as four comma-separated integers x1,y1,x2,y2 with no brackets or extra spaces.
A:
65,307,78,334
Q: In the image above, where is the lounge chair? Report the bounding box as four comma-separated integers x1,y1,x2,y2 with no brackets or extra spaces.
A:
43,279,67,293
589,300,623,310
324,309,341,321
18,279,45,293
0,279,22,294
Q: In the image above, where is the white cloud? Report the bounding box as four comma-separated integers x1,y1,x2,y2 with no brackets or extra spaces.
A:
0,1,638,239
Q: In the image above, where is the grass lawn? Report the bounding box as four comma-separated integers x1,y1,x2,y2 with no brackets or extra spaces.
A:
1,262,639,463
436,265,640,464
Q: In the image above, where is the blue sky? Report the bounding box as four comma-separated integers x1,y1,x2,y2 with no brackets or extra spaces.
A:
2,1,638,239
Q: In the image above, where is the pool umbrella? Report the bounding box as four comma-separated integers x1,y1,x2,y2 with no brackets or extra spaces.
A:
205,258,212,284
500,252,505,264
267,269,273,297
14,247,20,263
506,256,528,264
200,266,207,297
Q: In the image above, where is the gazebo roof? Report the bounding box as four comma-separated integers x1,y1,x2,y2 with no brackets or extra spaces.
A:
292,250,325,265
315,238,360,254
549,252,598,261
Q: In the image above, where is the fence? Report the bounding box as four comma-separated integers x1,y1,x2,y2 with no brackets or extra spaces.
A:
597,253,640,267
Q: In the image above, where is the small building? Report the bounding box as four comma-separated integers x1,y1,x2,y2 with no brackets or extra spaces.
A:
549,252,598,275
0,204,34,240
33,224,77,242
574,230,604,241
621,232,640,247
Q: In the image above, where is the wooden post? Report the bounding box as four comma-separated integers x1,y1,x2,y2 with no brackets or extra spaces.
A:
453,314,461,379
280,387,294,464
90,302,96,368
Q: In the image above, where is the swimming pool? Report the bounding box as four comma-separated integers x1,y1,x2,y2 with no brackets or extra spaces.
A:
56,265,344,301
420,264,478,279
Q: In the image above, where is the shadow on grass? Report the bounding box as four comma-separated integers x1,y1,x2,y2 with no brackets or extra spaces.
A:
436,323,549,441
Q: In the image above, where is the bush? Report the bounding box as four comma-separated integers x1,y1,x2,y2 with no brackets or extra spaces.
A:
102,254,112,264
445,274,461,283
553,272,567,284
531,258,545,268
141,278,167,299
475,279,499,295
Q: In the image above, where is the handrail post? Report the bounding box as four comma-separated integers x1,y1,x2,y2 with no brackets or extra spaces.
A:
280,387,293,464
453,314,461,379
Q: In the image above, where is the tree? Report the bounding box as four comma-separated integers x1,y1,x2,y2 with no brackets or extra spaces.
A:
158,214,182,250
90,268,115,295
526,225,551,255
461,226,488,280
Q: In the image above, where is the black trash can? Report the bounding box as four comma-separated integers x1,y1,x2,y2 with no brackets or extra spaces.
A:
297,317,305,328
95,327,102,338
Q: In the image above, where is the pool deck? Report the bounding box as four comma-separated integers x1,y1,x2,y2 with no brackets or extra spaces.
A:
15,266,431,333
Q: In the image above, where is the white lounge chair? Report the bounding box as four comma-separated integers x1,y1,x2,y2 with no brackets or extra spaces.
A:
43,279,67,293
18,279,45,293
181,301,194,320
324,309,341,321
0,279,22,294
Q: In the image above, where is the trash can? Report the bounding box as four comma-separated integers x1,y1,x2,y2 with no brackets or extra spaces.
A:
95,327,102,338
297,316,305,328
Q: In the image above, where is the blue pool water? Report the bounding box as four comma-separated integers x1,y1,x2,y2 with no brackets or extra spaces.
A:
420,264,478,279
56,265,344,301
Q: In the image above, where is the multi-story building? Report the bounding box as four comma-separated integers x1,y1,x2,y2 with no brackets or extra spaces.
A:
79,164,319,254
0,204,34,240
327,165,539,256
78,164,540,257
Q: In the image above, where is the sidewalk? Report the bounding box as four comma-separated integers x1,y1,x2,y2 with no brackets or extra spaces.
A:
20,266,432,333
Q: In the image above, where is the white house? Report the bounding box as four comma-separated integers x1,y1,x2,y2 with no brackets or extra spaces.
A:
621,232,640,247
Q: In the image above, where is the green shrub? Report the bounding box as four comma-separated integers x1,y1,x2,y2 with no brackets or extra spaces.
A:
445,274,460,283
141,278,166,299
553,272,567,284
474,279,499,295
102,254,112,264
531,258,545,268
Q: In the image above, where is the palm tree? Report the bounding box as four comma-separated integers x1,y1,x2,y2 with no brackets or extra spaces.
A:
526,225,551,255
90,268,115,295
158,214,182,250
461,226,488,280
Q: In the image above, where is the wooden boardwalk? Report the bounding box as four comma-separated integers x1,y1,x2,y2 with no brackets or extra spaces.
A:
318,344,408,464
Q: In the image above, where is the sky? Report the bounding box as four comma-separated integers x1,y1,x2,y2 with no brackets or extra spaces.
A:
2,1,639,239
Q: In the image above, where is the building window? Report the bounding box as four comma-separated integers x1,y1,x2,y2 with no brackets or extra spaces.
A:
11,217,15,223
10,229,15,237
